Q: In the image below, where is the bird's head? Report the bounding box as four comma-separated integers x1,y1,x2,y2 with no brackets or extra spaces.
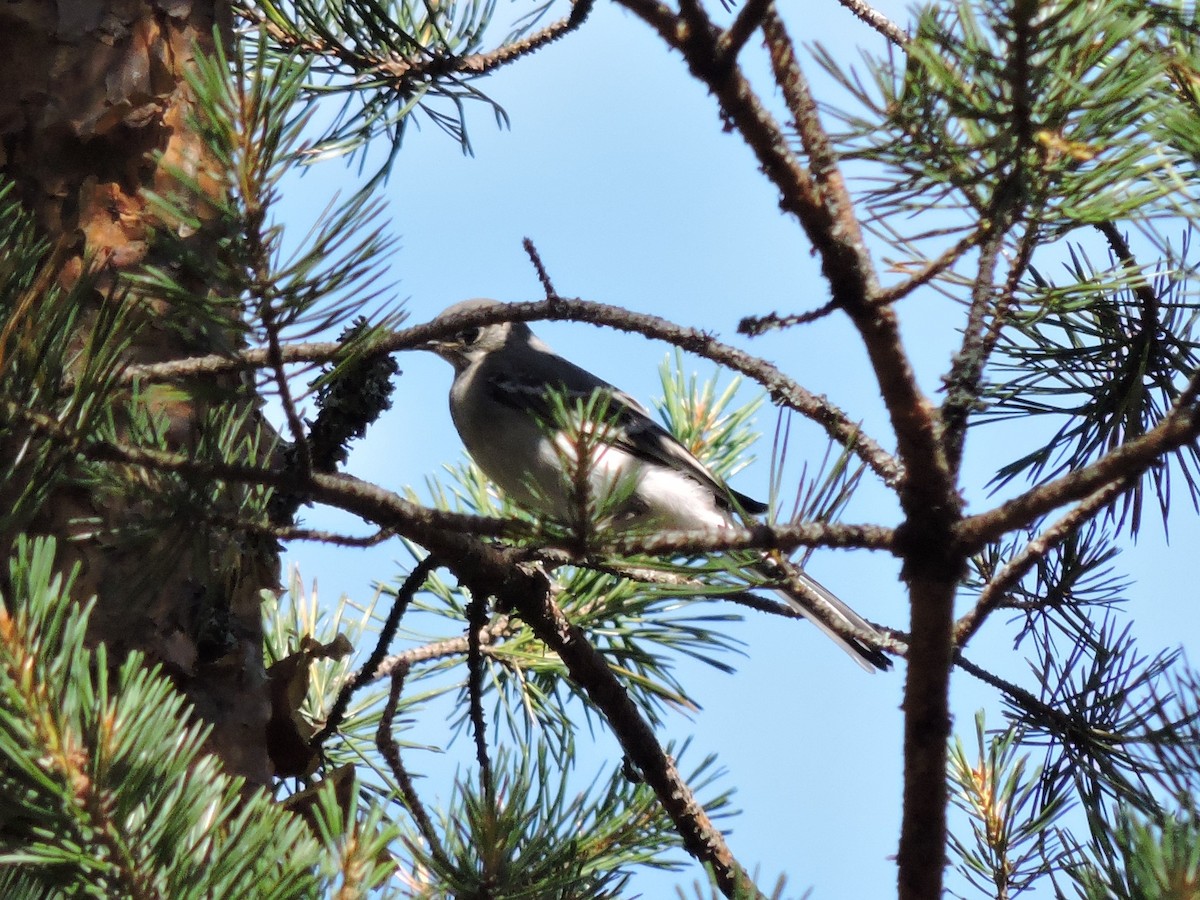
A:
423,299,533,371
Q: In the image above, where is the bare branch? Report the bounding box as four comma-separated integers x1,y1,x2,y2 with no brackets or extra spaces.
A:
738,300,838,336
465,590,494,797
377,666,451,867
365,616,514,685
599,519,895,556
1096,219,1163,365
835,0,909,48
940,225,1006,474
523,236,559,300
261,302,312,475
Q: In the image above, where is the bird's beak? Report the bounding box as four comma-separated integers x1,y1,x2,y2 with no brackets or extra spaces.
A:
420,337,464,368
419,337,452,355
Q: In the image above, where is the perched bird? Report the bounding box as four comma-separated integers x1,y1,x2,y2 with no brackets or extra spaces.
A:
425,298,890,671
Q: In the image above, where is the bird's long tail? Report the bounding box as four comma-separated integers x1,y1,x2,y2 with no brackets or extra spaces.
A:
757,555,893,672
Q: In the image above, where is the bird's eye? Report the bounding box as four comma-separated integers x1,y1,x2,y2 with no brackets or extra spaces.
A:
458,326,482,346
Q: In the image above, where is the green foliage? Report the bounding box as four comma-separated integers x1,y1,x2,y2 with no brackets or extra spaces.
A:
948,712,1071,897
402,747,707,898
0,537,353,898
823,0,1197,226
252,0,516,170
137,31,399,348
654,352,764,483
0,183,134,540
1067,806,1200,900
264,564,736,897
964,521,1130,637
983,236,1200,529
818,0,1200,531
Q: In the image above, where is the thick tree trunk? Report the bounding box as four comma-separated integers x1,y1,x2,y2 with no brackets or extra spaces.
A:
0,0,273,783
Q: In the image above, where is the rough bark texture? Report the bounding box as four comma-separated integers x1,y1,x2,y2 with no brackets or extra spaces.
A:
0,0,274,783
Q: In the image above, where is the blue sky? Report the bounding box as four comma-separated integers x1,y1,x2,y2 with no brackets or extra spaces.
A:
271,1,1200,895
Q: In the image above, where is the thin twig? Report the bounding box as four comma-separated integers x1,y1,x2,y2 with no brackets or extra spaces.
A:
313,555,439,747
266,524,393,547
0,236,72,372
466,591,494,798
522,237,558,300
376,665,451,867
262,302,313,475
738,300,838,336
941,225,1006,473
835,0,909,48
539,552,907,656
955,652,1090,743
1096,220,1163,365
875,224,991,306
598,520,896,557
204,510,394,547
365,615,514,684
758,553,900,664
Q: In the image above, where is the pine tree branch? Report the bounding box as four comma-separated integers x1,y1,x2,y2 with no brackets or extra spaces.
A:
954,652,1087,749
205,511,394,547
953,476,1133,647
6,399,527,543
491,575,766,899
361,615,514,685
958,374,1200,550
599,520,896,556
262,302,312,476
259,524,393,546
938,0,1049,475
249,0,595,89
737,300,838,336
14,396,894,560
941,225,1007,474
538,553,908,657
522,237,559,299
1095,220,1163,370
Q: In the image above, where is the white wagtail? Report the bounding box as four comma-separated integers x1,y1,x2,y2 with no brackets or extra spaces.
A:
425,299,891,671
